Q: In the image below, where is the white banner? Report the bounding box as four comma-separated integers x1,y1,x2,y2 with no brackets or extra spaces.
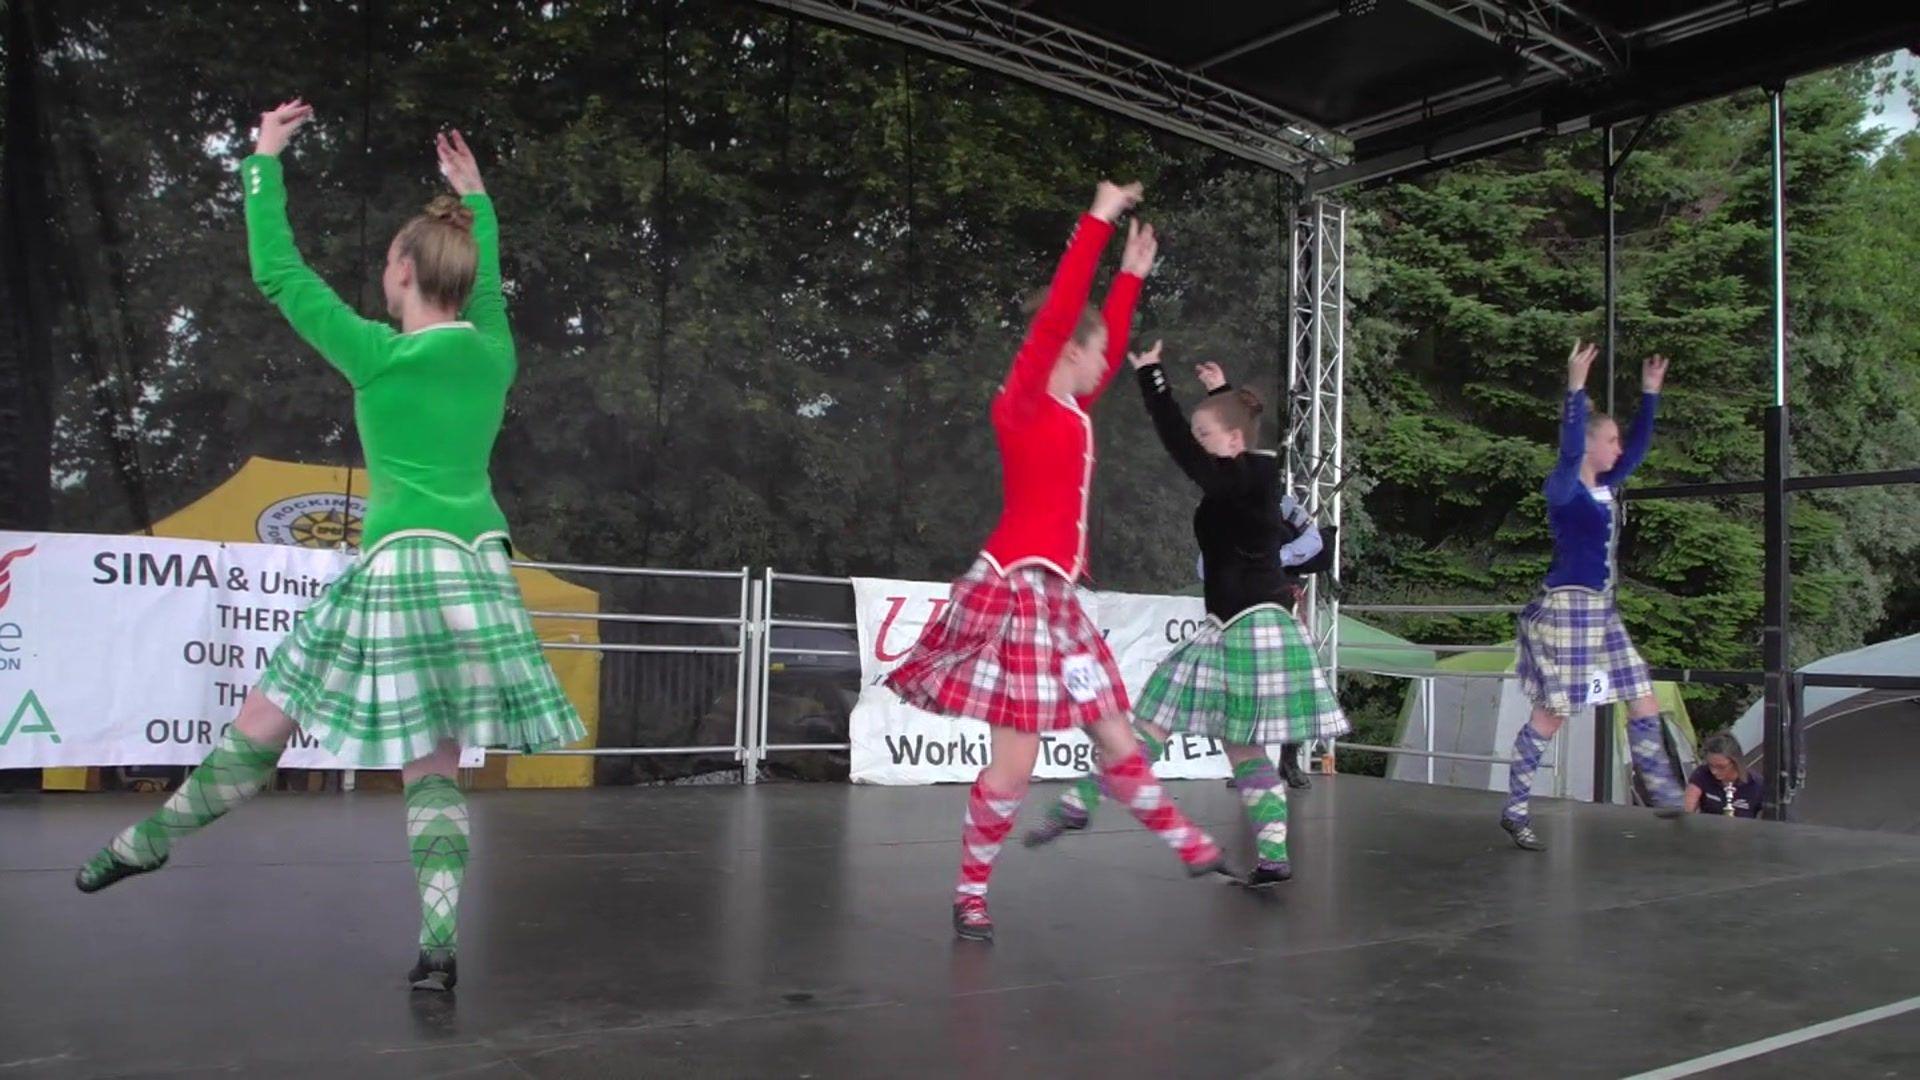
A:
850,575,1244,784
0,530,479,770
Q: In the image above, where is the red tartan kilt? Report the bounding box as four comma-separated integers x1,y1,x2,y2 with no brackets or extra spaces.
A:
883,557,1128,732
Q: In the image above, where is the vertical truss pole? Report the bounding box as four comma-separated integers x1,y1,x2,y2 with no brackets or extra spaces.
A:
1603,123,1618,417
1309,201,1327,581
1597,123,1618,803
1326,203,1347,694
1762,85,1794,819
1285,205,1307,545
1287,200,1346,773
1284,203,1309,764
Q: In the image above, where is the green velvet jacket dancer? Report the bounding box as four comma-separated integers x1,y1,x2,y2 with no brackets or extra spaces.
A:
75,102,583,992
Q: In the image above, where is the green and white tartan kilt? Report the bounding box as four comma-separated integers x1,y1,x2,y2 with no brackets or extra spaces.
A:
258,536,586,768
1133,603,1349,745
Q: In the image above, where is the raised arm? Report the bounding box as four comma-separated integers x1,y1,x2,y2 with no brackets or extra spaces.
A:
1133,345,1252,496
1002,182,1135,405
1544,341,1597,506
1599,355,1666,487
436,130,510,354
1076,220,1155,409
244,101,393,387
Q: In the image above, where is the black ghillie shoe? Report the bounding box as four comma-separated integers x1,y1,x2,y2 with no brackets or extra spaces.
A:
1243,861,1293,889
952,897,994,943
408,949,458,992
1281,756,1312,790
1501,817,1546,852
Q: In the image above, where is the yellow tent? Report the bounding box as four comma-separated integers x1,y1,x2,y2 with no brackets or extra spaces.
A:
44,457,600,790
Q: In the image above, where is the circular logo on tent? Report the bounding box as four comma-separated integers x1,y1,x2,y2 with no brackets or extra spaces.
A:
256,493,366,550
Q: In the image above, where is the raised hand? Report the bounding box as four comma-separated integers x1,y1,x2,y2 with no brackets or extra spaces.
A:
254,99,313,157
1566,340,1599,391
1195,361,1227,392
436,129,486,197
1120,219,1159,277
1642,354,1670,393
1129,338,1164,370
1091,180,1144,224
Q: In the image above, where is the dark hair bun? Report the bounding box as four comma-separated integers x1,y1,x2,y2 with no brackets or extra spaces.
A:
422,193,475,232
1235,387,1265,417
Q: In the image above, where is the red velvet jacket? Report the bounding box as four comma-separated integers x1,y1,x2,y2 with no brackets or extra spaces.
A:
980,213,1141,582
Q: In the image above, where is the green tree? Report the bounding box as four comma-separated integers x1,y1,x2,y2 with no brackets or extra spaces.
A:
19,3,1915,745
1343,66,1920,731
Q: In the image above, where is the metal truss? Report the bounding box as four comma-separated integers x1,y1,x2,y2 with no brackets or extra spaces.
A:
751,0,1821,177
753,0,1341,176
1636,0,1812,50
1285,200,1346,684
1339,68,1562,144
1339,0,1816,155
1402,0,1625,80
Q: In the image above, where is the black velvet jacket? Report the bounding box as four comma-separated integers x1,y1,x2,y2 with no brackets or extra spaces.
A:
1136,364,1298,621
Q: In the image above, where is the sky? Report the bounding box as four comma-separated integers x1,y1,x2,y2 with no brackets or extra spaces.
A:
1865,50,1919,143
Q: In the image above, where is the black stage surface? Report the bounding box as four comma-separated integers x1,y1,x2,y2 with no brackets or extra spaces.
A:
4,776,1918,1078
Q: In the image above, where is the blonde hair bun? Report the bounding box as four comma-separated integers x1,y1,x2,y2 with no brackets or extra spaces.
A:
421,193,476,232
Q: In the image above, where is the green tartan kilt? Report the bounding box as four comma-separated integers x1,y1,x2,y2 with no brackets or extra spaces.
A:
1133,604,1348,746
258,535,585,767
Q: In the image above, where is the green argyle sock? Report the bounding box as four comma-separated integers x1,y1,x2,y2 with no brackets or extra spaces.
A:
406,774,470,954
106,726,280,868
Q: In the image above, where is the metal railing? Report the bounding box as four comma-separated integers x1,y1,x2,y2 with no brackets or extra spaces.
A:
1343,602,1525,615
462,564,1919,808
1314,600,1529,785
510,559,756,768
448,562,862,782
1336,665,1569,799
494,570,1558,788
748,570,860,782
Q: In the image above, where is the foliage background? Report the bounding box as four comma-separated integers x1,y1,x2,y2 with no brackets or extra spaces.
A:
6,3,1915,764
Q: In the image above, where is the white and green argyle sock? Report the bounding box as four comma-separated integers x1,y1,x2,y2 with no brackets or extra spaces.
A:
406,774,470,954
106,726,280,868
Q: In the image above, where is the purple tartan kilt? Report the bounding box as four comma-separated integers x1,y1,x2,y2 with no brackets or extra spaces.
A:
1514,586,1654,716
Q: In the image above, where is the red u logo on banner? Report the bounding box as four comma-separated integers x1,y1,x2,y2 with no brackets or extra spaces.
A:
0,545,37,613
875,595,949,662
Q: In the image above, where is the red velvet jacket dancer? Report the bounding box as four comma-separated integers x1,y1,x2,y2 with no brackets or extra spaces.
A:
883,181,1228,943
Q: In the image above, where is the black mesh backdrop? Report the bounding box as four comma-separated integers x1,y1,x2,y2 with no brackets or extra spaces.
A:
1,0,1289,779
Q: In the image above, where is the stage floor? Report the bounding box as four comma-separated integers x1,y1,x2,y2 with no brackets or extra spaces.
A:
4,776,1918,1078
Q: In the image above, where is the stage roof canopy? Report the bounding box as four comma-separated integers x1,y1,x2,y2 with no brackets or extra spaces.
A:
770,2,1920,189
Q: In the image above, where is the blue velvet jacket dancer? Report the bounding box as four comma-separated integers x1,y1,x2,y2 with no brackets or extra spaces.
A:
1501,341,1686,852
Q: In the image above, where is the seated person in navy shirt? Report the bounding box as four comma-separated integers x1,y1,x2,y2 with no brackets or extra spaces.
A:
1685,733,1764,818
